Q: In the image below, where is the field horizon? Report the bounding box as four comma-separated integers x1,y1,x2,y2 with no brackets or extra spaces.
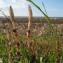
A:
0,16,63,24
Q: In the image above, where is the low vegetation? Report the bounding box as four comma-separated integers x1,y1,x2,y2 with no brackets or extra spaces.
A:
0,0,63,63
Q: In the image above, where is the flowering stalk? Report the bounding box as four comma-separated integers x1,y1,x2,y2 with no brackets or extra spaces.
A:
26,5,37,63
27,5,32,38
9,6,21,61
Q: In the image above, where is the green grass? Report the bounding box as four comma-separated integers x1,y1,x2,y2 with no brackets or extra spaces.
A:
0,32,63,63
0,0,63,63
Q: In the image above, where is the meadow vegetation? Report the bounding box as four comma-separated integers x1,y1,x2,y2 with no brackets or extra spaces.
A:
0,0,63,63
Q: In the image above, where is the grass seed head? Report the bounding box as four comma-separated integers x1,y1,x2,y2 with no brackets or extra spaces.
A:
27,5,33,38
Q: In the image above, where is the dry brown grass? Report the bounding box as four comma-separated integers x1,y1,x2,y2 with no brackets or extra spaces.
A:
6,6,21,62
27,5,32,38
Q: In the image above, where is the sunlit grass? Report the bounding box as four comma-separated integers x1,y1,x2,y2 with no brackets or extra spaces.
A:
0,0,63,63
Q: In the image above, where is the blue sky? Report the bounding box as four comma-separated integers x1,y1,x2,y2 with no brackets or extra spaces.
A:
0,0,63,17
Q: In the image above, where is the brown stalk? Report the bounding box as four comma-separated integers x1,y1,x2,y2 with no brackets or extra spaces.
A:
9,6,21,61
26,5,37,63
9,6,16,29
26,5,33,53
27,5,32,38
4,23,13,63
6,30,12,63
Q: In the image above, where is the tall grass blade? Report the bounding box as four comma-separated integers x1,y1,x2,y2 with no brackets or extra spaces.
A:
27,0,51,23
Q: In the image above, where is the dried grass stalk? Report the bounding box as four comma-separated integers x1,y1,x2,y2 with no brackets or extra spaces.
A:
26,5,38,63
27,5,32,38
6,29,12,63
9,6,20,61
9,6,16,29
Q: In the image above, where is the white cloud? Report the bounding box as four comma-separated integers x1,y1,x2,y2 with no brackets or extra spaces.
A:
0,0,5,8
0,0,29,16
0,0,27,8
11,0,17,3
9,0,27,9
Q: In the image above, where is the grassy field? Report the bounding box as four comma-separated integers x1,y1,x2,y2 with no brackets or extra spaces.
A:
0,0,63,63
0,21,63,63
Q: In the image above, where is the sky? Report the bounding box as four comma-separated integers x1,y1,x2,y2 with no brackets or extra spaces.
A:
0,0,63,17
